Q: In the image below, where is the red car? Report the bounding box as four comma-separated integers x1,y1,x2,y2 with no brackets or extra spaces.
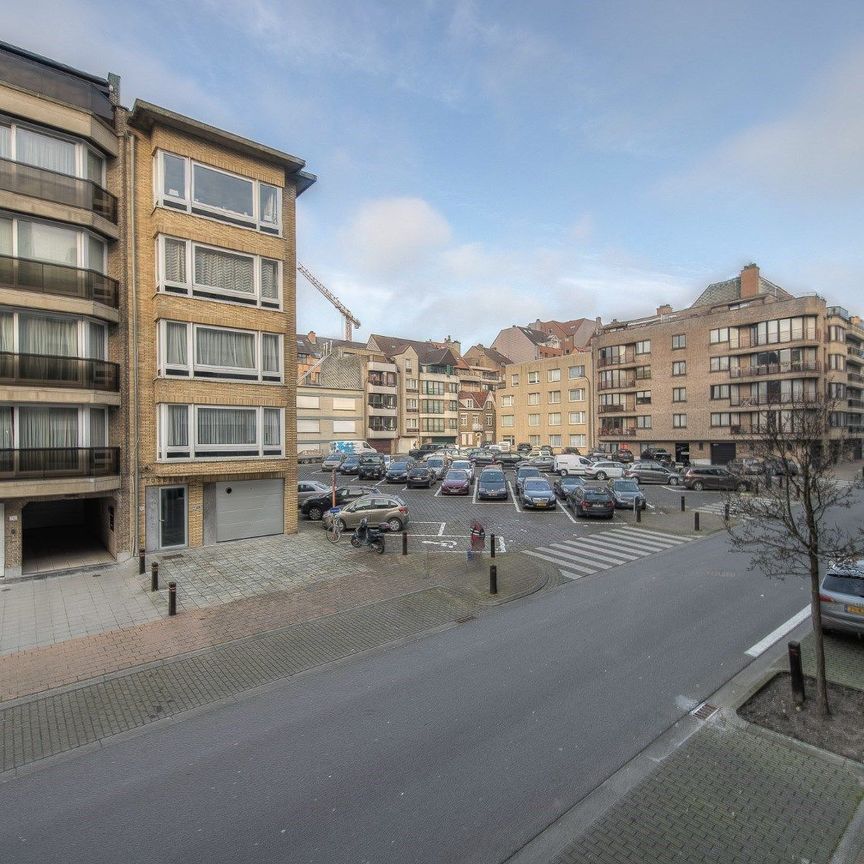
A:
441,469,471,495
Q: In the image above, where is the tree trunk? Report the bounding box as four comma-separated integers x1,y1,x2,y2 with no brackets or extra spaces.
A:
809,550,830,717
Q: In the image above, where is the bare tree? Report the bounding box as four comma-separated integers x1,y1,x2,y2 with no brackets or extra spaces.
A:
726,396,864,716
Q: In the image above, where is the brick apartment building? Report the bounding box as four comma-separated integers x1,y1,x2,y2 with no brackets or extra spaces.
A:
458,390,496,448
592,264,864,463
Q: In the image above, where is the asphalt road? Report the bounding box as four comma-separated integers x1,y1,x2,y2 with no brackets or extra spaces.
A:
0,504,836,864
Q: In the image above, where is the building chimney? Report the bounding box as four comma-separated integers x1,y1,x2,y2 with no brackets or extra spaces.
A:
656,304,673,316
740,263,760,298
307,330,317,344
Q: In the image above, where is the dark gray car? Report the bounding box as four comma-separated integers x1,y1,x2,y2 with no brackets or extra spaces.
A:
520,478,557,510
625,460,681,485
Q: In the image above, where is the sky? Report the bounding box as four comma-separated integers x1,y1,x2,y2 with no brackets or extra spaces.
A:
5,0,864,348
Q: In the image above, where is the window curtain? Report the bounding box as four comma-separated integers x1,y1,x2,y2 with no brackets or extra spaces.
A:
16,128,76,176
260,185,279,224
166,405,188,447
19,407,78,448
196,328,255,368
263,409,280,446
18,221,78,266
197,408,256,445
0,313,13,352
0,407,12,449
87,322,106,360
89,408,106,447
0,217,11,255
194,247,254,293
260,259,279,300
0,124,10,159
165,322,188,366
19,314,78,357
164,238,187,283
262,334,280,373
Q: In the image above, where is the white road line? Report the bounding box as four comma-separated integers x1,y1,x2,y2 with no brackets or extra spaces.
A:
498,536,507,553
508,481,521,512
434,483,443,497
548,544,632,566
437,522,446,536
524,549,598,574
558,501,578,523
556,539,640,561
602,532,681,553
618,527,691,544
559,569,588,581
745,606,810,657
472,480,479,504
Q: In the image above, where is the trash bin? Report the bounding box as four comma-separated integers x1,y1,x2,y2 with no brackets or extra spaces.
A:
470,521,486,552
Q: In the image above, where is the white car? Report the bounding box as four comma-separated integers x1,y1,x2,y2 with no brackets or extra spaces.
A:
554,454,595,476
450,459,474,481
583,460,625,481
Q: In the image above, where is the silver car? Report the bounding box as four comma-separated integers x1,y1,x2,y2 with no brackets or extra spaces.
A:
297,480,331,506
321,453,345,471
820,560,864,635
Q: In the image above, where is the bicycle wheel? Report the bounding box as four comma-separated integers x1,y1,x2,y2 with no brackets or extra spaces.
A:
326,522,342,543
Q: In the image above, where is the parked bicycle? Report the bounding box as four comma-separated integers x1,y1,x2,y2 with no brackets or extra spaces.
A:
326,507,343,543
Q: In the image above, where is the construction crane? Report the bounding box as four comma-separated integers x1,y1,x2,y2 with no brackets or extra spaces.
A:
297,263,361,342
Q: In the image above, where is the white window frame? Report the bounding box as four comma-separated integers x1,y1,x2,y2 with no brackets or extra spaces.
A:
547,368,561,382
568,388,585,402
501,395,513,407
569,434,586,447
528,414,540,427
568,411,585,424
0,212,106,273
528,371,540,384
548,412,561,426
548,391,561,404
549,434,562,447
1,308,106,359
501,415,514,428
568,365,585,379
154,150,282,235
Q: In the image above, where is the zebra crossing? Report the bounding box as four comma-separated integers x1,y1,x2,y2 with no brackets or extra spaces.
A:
523,526,693,579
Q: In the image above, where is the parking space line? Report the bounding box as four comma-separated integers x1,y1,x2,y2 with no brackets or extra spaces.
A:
472,480,478,504
434,484,442,497
437,523,446,536
558,502,577,524
507,482,521,512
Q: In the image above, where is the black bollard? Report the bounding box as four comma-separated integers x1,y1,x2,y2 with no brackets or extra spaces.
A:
489,564,498,595
150,561,159,592
139,548,146,575
402,531,408,556
694,511,700,532
168,581,177,616
490,533,496,558
724,503,730,522
788,641,805,705
680,495,685,512
635,500,641,523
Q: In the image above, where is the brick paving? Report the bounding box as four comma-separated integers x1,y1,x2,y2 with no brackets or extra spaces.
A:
801,630,864,690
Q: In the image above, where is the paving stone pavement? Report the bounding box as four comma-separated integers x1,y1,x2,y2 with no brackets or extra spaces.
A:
0,588,472,773
801,630,864,691
551,720,864,864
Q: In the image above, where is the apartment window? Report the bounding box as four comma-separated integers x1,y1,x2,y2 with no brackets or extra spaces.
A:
501,395,513,407
448,418,458,430
635,340,651,355
528,371,540,384
569,434,586,448
159,321,282,382
421,400,444,414
0,214,106,273
568,388,585,401
159,404,284,459
528,414,540,427
672,387,686,402
549,435,562,447
156,151,281,234
710,356,730,372
709,327,730,344
672,334,686,349
568,411,585,424
672,361,686,376
406,378,418,390
529,435,540,446
568,365,585,379
548,412,561,426
0,405,106,449
711,384,730,400
672,414,687,428
749,316,817,346
448,382,459,394
485,413,494,427
635,365,651,380
158,236,281,309
829,354,846,371
635,390,651,405
511,373,519,386
711,412,740,427
828,325,846,342
547,368,561,382
636,415,652,429
405,417,419,430
548,390,561,404
421,418,445,432
422,381,444,395
501,415,514,428
460,414,467,427
0,309,106,359
527,392,540,405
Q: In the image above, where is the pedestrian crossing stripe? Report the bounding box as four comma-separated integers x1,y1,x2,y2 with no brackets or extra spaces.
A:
551,540,638,563
554,538,641,561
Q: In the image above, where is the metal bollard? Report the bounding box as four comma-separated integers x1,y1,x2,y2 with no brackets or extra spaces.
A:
168,581,177,616
139,548,146,575
724,503,730,522
680,495,685,512
694,511,700,532
788,641,805,705
635,500,641,523
489,564,498,595
490,533,496,558
150,561,159,592
402,531,408,556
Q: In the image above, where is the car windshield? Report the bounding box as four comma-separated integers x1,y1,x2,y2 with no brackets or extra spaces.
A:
524,480,550,492
427,459,444,466
823,575,864,597
585,489,611,500
390,462,409,470
561,477,581,487
452,461,470,469
481,471,505,483
613,480,639,492
446,470,468,481
518,468,541,478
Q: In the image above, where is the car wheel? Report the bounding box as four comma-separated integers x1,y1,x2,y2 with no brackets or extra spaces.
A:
668,476,679,486
387,517,403,532
559,469,568,476
596,471,607,480
308,506,323,521
692,481,704,491
736,482,748,492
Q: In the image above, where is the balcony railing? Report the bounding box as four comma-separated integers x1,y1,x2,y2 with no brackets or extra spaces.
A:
0,352,120,391
848,398,864,409
598,404,625,414
730,330,822,350
729,361,821,379
730,394,819,408
0,254,119,308
0,157,118,223
599,379,636,391
599,426,637,437
849,372,863,383
0,447,119,480
598,353,636,368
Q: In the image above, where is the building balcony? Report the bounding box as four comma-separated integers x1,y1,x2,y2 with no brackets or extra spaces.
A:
367,404,397,417
847,346,864,359
367,427,397,439
599,379,636,391
849,372,863,384
598,353,636,368
367,382,397,394
0,446,119,480
0,254,119,309
0,352,119,391
727,331,822,352
729,361,821,379
598,404,625,414
729,395,818,408
599,426,637,437
367,361,397,373
0,157,118,223
848,398,864,410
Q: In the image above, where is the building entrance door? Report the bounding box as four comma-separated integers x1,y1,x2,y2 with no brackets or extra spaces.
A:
159,486,187,549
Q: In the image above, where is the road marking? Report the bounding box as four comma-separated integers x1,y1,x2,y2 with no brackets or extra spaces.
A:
434,483,443,497
524,549,597,573
558,501,578,523
555,539,639,562
619,527,691,544
745,606,810,657
472,480,479,504
498,536,507,553
559,569,588,581
437,522,446,536
550,543,631,566
508,481,521,512
602,532,682,553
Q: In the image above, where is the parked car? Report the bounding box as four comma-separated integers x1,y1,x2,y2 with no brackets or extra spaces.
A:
764,456,800,476
449,458,474,481
477,468,508,501
727,457,765,476
515,465,542,494
516,443,532,454
440,468,471,495
554,454,594,476
625,461,682,485
567,485,615,519
301,485,377,521
609,478,647,510
323,495,409,532
553,474,586,499
424,456,450,479
583,460,625,481
338,454,362,474
357,455,385,480
385,459,414,483
297,480,331,506
409,443,443,460
527,455,556,472
520,478,557,509
586,449,609,461
682,466,750,491
321,452,345,471
471,450,496,467
614,448,635,464
495,451,525,468
406,465,435,488
820,559,864,635
640,448,673,465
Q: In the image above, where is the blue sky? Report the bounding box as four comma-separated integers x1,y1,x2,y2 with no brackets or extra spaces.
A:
6,0,864,347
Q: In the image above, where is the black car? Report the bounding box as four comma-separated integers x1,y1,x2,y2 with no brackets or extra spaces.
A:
477,468,508,501
471,450,496,467
385,459,414,483
406,465,434,488
357,455,385,480
495,451,525,468
301,485,378,521
609,478,646,510
339,454,362,474
567,485,615,519
614,448,635,464
640,448,673,465
520,478,557,509
409,443,443,460
527,455,555,472
553,474,585,499
516,443,532,454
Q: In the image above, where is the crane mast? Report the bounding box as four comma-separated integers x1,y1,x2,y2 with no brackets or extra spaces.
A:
297,263,361,341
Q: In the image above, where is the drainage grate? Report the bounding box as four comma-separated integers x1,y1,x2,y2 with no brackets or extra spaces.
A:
691,702,719,721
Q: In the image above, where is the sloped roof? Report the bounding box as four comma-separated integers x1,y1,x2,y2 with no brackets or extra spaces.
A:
368,334,461,366
471,344,512,366
459,390,494,408
296,334,321,356
301,352,364,389
518,326,553,346
691,275,792,308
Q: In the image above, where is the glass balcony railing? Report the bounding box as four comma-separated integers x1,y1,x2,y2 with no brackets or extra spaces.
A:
0,447,119,480
0,352,120,391
0,254,118,307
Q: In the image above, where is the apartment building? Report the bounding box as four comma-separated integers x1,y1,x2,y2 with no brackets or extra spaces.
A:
458,390,496,448
460,343,509,392
593,264,864,462
0,44,128,577
496,352,594,451
127,100,314,551
491,318,597,364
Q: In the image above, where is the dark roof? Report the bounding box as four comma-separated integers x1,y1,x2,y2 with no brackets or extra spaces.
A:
368,334,461,366
296,335,321,356
459,390,493,408
518,326,553,346
691,275,792,308
301,353,364,389
471,345,512,366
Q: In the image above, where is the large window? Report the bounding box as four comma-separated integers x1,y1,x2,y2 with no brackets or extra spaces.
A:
501,415,514,427
672,334,686,349
568,365,585,379
568,388,585,401
672,361,686,376
528,371,540,384
0,214,105,272
569,434,586,448
158,321,282,382
527,392,540,405
568,411,585,424
547,368,561,382
158,404,283,459
548,391,561,404
0,309,105,358
501,395,513,407
156,151,281,235
158,236,281,309
672,413,687,428
0,405,107,449
548,412,561,426
528,414,540,427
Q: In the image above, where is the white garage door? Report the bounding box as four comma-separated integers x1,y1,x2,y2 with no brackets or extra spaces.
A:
214,479,284,542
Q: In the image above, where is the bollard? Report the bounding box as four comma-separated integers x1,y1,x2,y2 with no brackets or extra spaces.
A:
724,503,730,522
680,495,685,512
635,500,641,523
490,533,496,558
788,641,805,705
150,561,159,592
489,564,498,595
402,530,408,556
139,548,146,575
168,581,177,616
694,511,700,532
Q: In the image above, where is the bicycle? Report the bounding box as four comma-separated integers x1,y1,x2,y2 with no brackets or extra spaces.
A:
326,509,344,543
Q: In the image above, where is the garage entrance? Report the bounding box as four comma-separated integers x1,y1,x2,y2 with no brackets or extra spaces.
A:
207,479,284,543
22,497,115,575
710,442,736,464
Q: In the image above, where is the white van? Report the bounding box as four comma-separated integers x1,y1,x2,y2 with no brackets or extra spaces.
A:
330,440,376,455
553,454,594,476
